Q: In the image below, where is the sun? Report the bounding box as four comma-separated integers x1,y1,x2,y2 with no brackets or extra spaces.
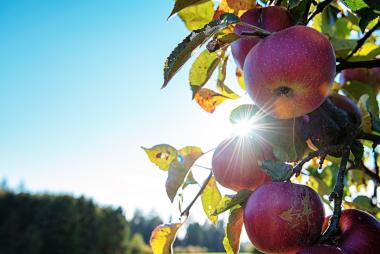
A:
233,118,257,137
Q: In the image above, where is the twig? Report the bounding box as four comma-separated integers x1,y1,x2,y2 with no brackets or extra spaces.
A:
180,172,212,217
290,144,344,178
320,144,350,243
307,0,334,24
345,20,380,60
193,164,212,170
336,59,380,73
358,132,380,149
298,0,313,25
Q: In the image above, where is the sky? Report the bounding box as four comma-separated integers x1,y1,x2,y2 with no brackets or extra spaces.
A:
0,0,248,222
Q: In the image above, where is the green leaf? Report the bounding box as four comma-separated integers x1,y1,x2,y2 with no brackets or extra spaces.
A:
307,164,339,197
189,50,221,95
289,0,303,9
213,189,252,215
150,223,182,254
207,33,241,52
342,1,380,32
343,81,379,116
349,195,380,214
142,144,178,171
351,140,364,167
166,146,203,202
178,0,215,31
331,38,357,58
259,160,292,181
162,13,240,88
229,104,258,124
201,176,222,224
289,0,309,23
223,207,244,254
168,0,208,19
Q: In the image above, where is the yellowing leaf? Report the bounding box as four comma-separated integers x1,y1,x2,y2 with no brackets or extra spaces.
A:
190,50,221,95
201,176,222,224
217,0,256,17
150,223,182,254
236,68,246,90
194,88,229,113
166,146,203,202
182,170,198,189
223,207,244,254
217,55,240,99
168,0,206,19
142,144,178,171
213,189,251,215
178,0,215,31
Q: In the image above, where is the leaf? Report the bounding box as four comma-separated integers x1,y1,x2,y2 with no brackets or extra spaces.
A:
331,38,357,58
356,94,380,134
217,0,256,17
259,160,293,181
216,55,240,99
166,146,203,202
342,0,380,32
346,196,380,214
142,144,178,171
289,0,303,9
343,81,379,116
194,88,229,113
182,170,198,189
207,33,240,52
168,0,208,19
223,207,244,254
201,176,222,224
351,140,364,167
162,13,240,88
235,68,246,90
213,189,252,215
229,104,258,124
178,0,215,31
150,223,182,254
189,50,221,95
307,165,338,196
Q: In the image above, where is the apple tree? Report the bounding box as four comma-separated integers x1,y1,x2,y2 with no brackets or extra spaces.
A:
144,0,380,253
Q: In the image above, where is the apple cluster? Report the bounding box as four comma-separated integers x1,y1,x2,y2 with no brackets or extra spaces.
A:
211,5,380,254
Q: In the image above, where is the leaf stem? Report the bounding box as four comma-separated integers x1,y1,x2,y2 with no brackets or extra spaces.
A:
180,172,212,217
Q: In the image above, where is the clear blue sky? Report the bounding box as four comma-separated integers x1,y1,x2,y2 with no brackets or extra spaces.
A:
0,0,245,220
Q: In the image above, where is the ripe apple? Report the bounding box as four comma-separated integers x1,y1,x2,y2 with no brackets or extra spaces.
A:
211,136,273,192
340,67,380,88
244,182,325,253
296,245,344,254
231,6,292,69
335,209,380,254
244,25,336,119
329,93,362,126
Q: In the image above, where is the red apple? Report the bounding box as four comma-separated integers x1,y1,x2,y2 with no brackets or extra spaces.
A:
329,93,362,125
340,67,380,88
244,182,325,253
336,209,380,254
212,136,273,192
231,6,292,69
296,245,344,254
243,25,336,119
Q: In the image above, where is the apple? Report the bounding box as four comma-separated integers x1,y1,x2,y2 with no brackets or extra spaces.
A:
231,6,292,69
212,136,273,192
243,25,336,119
335,209,380,254
296,245,344,254
340,67,380,88
244,182,325,253
329,93,362,126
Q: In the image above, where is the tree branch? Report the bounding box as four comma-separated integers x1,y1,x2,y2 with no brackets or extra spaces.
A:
336,59,380,73
307,0,334,24
320,144,350,243
180,172,212,217
345,20,380,60
299,0,313,25
358,132,380,149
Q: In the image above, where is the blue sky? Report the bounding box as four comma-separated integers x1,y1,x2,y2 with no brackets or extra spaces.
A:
0,0,246,220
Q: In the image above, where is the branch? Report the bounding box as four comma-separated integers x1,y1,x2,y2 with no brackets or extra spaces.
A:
290,144,344,178
307,0,334,24
336,59,380,73
358,132,380,149
320,144,350,243
299,0,313,25
345,20,380,60
180,172,212,217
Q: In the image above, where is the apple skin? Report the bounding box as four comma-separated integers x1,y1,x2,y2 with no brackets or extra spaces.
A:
336,209,380,254
231,6,292,69
244,182,325,253
296,245,344,254
244,25,336,119
329,93,362,126
340,67,380,88
212,136,273,192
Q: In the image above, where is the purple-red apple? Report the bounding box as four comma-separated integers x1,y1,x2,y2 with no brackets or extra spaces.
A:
296,245,344,254
212,136,273,192
340,67,380,89
243,25,336,119
329,93,362,125
244,182,325,253
231,6,292,69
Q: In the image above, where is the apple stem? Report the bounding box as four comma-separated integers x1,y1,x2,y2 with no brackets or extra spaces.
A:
319,144,350,243
180,172,213,218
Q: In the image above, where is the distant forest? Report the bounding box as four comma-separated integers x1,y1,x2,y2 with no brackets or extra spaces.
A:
0,184,253,253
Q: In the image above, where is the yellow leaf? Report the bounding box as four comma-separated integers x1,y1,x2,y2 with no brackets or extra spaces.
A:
178,0,214,31
236,68,246,90
201,176,222,224
150,223,182,254
194,88,229,113
223,207,244,254
142,144,178,171
217,0,256,16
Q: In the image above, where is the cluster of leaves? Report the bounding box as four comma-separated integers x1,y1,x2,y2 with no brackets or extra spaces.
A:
144,0,380,253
